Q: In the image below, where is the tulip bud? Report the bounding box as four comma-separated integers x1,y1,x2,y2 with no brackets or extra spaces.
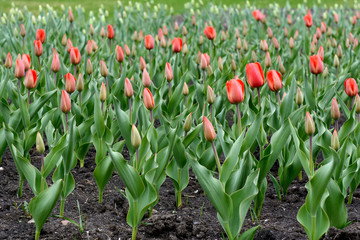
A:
165,62,173,82
310,41,316,54
231,59,237,71
124,44,131,56
331,129,340,151
61,90,71,113
337,45,343,58
86,40,93,55
333,54,340,67
15,59,25,79
316,27,321,40
99,82,106,102
305,112,315,136
184,113,192,132
346,38,350,49
207,65,213,76
34,40,43,57
289,37,294,49
36,132,45,154
76,73,84,92
236,37,242,50
296,87,303,106
131,125,141,149
67,39,73,52
331,97,340,120
323,67,328,78
207,86,215,104
243,39,248,51
86,59,93,75
251,50,257,62
200,54,207,70
182,43,188,55
267,27,273,39
174,21,179,31
183,82,189,96
162,25,168,36
51,50,60,73
125,78,133,98
132,30,138,41
182,26,188,36
139,56,146,71
196,51,201,64
100,27,105,38
331,38,337,48
284,27,288,38
100,60,108,77
160,36,166,48
355,94,360,114
221,30,226,42
132,44,137,56
142,68,151,87
265,52,271,68
294,30,299,40
24,69,37,89
192,15,196,26
287,14,292,25
91,40,98,52
218,57,223,71
278,56,285,74
20,24,26,37
143,88,155,110
272,37,279,49
199,35,204,45
5,53,12,68
235,28,240,38
90,24,94,36
327,27,332,37
203,116,216,142
243,24,247,36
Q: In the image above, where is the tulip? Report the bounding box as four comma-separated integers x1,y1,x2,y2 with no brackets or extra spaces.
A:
203,116,220,173
204,26,216,41
99,82,107,107
132,44,137,57
309,55,323,92
321,21,327,33
218,57,223,71
90,24,94,38
91,40,98,52
51,49,60,85
200,54,207,70
183,82,189,106
265,52,271,68
86,59,93,76
65,73,76,94
5,53,12,68
172,37,182,53
192,15,196,26
352,15,357,26
144,35,154,50
68,9,74,23
226,78,245,135
20,24,26,48
174,21,179,31
100,27,105,38
142,68,151,87
86,40,92,55
143,88,155,122
304,13,313,28
267,70,283,103
131,124,141,168
69,47,81,66
67,39,73,52
115,45,124,76
261,39,268,51
334,13,339,23
284,27,288,38
331,130,340,151
138,30,144,42
160,36,166,50
272,37,279,50
24,69,37,89
107,24,114,39
162,24,168,36
15,58,25,89
199,35,204,45
305,111,315,173
207,85,215,106
184,113,192,135
287,14,292,25
296,87,303,107
344,78,358,98
158,28,163,40
289,37,294,50
331,97,340,131
316,27,321,40
62,34,67,46
34,40,43,69
61,90,71,130
36,132,45,156
317,46,324,61
251,50,257,62
355,94,360,122
252,10,265,22
36,29,45,43
246,62,265,108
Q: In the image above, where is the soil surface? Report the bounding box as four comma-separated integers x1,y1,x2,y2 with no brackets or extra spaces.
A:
1,113,359,240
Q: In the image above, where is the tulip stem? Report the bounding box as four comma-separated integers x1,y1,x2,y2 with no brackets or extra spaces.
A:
101,102,104,114
73,65,76,78
210,104,213,122
136,148,139,170
27,89,30,107
60,197,65,218
105,76,109,96
203,70,207,93
211,142,221,176
79,92,82,107
335,120,339,132
22,36,25,50
17,177,24,197
109,39,111,53
149,49,152,64
120,62,122,78
314,74,318,94
38,56,41,71
65,113,68,132
236,104,242,136
150,110,153,123
276,91,281,106
357,114,360,123
184,96,187,108
257,88,261,109
168,82,172,98
129,98,132,124
18,78,21,90
309,135,314,175
53,72,57,87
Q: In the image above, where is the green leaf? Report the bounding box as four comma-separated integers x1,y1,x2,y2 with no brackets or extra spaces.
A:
94,94,105,138
29,89,57,118
220,135,244,184
173,137,187,168
94,156,114,200
297,205,329,240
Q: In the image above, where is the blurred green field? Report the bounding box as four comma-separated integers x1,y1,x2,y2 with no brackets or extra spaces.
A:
0,0,356,16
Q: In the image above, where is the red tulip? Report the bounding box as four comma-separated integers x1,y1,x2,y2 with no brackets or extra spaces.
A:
34,40,43,57
22,54,31,70
144,35,154,50
51,50,60,73
100,59,108,77
36,29,45,43
107,25,115,39
226,78,245,104
334,13,339,23
203,26,216,40
316,27,321,40
287,14,292,25
200,54,208,70
321,21,327,33
158,28,163,40
15,59,25,79
252,10,265,21
267,70,283,92
304,13,313,27
124,78,133,98
203,116,216,142
352,15,357,25
65,73,76,93
245,62,265,88
143,87,155,110
140,56,146,71
317,46,324,61
124,44,131,56
61,90,71,113
68,9,74,22
116,45,124,62
70,47,81,65
309,55,323,75
142,68,151,87
24,69,37,89
345,78,358,97
86,40,93,55
5,52,12,68
165,62,173,82
172,37,182,53
67,39,73,52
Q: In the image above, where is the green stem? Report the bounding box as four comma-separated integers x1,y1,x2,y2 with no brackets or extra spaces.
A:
257,87,261,109
176,168,182,208
311,215,316,240
223,222,233,240
136,148,139,170
298,171,303,180
168,81,172,99
132,200,138,240
99,190,103,203
203,70,207,93
309,135,314,175
60,197,65,218
35,228,41,240
80,159,84,168
348,191,354,204
132,226,138,240
17,177,24,197
236,104,242,137
211,142,221,176
129,98,132,124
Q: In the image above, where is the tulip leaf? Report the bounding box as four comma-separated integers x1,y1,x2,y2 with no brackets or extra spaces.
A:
94,94,105,138
29,89,57,118
114,102,135,153
173,137,187,168
94,156,114,201
297,204,329,240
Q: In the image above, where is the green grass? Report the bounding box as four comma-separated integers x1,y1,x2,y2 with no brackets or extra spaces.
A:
0,0,355,17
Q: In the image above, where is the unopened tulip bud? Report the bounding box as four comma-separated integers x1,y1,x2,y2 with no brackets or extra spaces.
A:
76,73,84,92
142,68,151,87
355,94,360,114
200,54,207,70
243,39,248,51
310,41,316,54
305,112,315,136
140,56,146,71
272,37,279,49
207,86,215,104
183,82,189,96
346,38,350,49
207,65,213,76
196,51,201,64
287,14,292,25
15,59,25,79
51,51,60,73
131,124,141,148
331,97,340,120
323,67,328,78
90,24,94,36
99,82,106,102
100,27,105,38
67,39,73,52
132,30,138,41
326,38,332,49
182,43,188,55
221,30,226,41
331,130,340,151
174,21,179,31
289,37,294,49
332,38,337,48
20,24,25,37
251,50,257,62
243,25,247,36
182,26,188,36
91,40,98,51
192,15,196,26
278,57,285,74
267,27,273,39
199,35,204,45
125,78,133,98
236,37,242,50
235,28,240,38
296,87,303,106
36,132,45,154
203,116,216,142
218,57,223,71
100,60,108,77
265,52,271,68
165,62,173,82
24,69,37,89
184,113,192,132
337,45,343,58
284,27,288,38
124,44,131,56
143,88,155,110
231,59,237,71
86,40,92,55
333,55,340,67
132,44,137,56
61,90,71,113
327,27,332,37
86,59,93,75
62,34,67,46
5,53,12,68
316,27,321,40
160,36,166,48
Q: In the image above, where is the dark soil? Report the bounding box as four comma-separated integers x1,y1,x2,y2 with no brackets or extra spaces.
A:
1,134,360,240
